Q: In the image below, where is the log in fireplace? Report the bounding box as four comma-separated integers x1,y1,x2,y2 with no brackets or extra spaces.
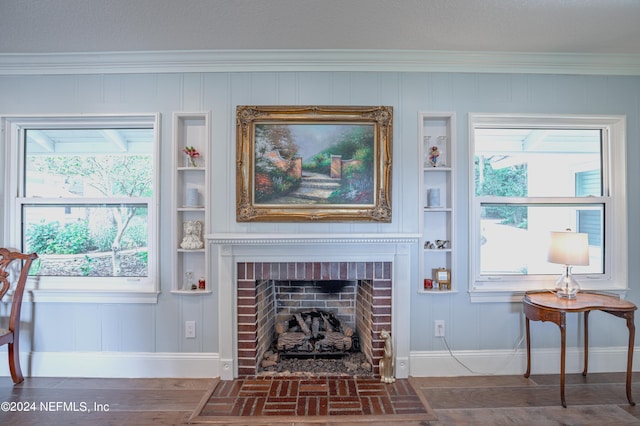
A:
259,306,373,376
275,309,356,354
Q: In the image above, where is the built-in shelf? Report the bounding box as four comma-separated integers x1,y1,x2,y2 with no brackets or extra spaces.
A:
418,112,456,294
171,289,212,295
423,207,452,212
171,112,211,295
424,167,453,172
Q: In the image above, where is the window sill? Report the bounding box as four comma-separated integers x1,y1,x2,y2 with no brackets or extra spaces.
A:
28,289,160,303
469,288,630,303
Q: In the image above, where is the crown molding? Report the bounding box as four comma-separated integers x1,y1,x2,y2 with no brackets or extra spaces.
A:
1,49,640,76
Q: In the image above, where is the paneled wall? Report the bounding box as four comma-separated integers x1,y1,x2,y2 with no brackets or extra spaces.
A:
0,71,639,373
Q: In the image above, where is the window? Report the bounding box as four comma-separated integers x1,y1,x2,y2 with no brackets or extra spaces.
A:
469,114,627,302
3,115,160,303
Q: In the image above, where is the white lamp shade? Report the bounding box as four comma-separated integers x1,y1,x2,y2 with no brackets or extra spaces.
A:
548,231,589,266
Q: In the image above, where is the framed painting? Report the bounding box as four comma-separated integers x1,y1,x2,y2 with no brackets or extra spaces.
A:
236,105,393,222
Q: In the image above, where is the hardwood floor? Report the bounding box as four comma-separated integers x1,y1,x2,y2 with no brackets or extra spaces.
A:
1,373,639,425
0,376,210,425
415,373,640,425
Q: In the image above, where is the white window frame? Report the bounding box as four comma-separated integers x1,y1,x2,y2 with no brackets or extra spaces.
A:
2,114,160,303
468,114,627,303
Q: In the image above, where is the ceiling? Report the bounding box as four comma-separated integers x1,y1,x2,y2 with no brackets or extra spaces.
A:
1,0,639,55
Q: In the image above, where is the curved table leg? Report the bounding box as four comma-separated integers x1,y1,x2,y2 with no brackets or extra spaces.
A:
583,311,590,376
625,311,636,406
524,317,531,378
604,309,636,406
559,313,567,408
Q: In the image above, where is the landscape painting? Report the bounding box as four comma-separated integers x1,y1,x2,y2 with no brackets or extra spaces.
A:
236,105,393,222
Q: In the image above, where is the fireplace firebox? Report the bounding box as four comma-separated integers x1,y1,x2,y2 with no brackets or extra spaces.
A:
237,262,392,377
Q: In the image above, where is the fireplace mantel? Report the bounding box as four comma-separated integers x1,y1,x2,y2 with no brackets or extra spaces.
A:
205,233,420,245
207,232,415,380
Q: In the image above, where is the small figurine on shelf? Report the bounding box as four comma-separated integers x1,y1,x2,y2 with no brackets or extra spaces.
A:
198,277,206,290
428,146,440,167
180,220,204,249
183,146,200,167
435,239,449,249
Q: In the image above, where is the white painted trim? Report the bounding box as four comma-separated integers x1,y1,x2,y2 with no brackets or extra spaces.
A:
409,347,637,377
467,114,628,302
2,113,162,304
205,233,420,245
1,348,632,379
1,50,640,76
29,290,160,304
0,352,219,379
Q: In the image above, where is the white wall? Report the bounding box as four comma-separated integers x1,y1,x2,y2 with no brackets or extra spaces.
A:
1,71,639,377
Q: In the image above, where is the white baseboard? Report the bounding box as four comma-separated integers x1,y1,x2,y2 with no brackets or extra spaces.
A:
409,346,636,377
0,352,219,379
0,348,634,379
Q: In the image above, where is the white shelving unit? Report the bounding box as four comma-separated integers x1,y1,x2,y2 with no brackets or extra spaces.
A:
418,112,456,293
171,112,211,294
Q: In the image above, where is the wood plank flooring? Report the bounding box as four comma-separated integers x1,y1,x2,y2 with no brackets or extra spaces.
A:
1,373,640,425
0,376,209,425
415,373,640,425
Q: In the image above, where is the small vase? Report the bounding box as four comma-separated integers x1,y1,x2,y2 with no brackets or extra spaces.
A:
423,136,431,167
184,154,198,167
184,271,194,291
427,188,441,207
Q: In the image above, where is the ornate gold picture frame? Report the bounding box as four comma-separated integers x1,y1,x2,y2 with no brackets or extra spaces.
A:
236,105,392,222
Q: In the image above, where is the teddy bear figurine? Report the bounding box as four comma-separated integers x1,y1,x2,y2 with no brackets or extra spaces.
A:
180,220,204,250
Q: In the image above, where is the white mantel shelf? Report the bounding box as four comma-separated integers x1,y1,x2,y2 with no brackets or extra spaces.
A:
205,233,420,245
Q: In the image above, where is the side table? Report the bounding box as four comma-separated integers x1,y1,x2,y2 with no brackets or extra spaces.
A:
523,290,636,407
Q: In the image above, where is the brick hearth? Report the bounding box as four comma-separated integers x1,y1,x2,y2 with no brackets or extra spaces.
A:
196,376,432,420
236,261,392,377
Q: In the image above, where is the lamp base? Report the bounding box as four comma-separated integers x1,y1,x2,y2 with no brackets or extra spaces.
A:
555,271,579,299
556,288,578,299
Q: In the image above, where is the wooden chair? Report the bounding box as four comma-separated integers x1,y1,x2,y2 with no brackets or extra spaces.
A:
0,248,38,384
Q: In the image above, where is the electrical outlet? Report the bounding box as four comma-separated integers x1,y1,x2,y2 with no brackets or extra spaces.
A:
185,321,196,338
435,320,445,337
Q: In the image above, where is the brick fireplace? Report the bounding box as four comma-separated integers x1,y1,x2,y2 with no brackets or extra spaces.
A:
206,234,416,380
237,261,392,376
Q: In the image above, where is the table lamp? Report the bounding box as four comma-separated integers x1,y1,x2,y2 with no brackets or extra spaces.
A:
547,230,589,299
